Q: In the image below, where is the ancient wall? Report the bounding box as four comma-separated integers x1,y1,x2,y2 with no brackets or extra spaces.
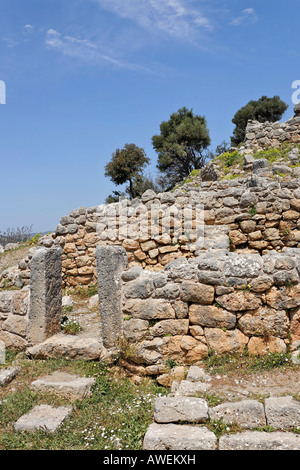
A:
117,249,300,374
244,104,300,151
0,288,30,351
31,168,300,289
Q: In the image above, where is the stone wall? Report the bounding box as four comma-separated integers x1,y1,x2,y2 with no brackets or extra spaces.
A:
33,169,300,289
0,288,30,351
245,104,300,151
95,245,300,374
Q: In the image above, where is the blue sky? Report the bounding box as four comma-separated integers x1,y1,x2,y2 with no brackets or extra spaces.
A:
0,0,299,232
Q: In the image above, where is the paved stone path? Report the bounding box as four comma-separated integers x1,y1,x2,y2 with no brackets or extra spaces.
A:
2,362,300,449
143,365,300,450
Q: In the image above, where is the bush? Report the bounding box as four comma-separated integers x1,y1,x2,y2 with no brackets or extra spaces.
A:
0,225,33,246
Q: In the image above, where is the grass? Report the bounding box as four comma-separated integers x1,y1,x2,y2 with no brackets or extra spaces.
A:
0,357,167,450
203,350,295,376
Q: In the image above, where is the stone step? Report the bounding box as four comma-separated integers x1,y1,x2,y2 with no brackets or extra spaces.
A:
30,371,95,400
219,431,300,451
144,424,300,451
143,423,217,451
152,395,300,431
14,404,72,433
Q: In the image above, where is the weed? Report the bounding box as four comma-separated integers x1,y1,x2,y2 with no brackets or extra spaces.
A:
248,203,256,216
61,316,82,335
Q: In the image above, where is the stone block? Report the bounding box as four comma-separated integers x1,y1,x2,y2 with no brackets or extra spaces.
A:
96,245,128,349
189,304,236,329
219,431,300,450
14,405,72,433
123,299,175,320
28,248,62,346
154,396,209,423
181,281,214,304
209,400,266,429
143,423,217,450
30,372,95,400
265,396,300,430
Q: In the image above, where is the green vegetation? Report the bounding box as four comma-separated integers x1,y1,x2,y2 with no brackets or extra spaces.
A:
248,203,257,216
217,150,242,168
104,143,153,201
231,95,288,146
204,351,295,376
61,316,82,335
0,358,167,450
152,106,211,188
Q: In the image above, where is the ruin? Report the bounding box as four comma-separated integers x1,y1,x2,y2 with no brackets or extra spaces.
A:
0,105,300,370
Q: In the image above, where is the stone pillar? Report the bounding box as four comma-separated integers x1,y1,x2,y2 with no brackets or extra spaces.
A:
96,245,128,349
28,248,62,346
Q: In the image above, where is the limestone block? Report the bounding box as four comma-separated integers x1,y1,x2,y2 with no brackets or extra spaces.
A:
143,423,217,450
216,291,261,311
189,304,236,330
28,248,62,346
219,431,300,450
14,405,72,433
96,245,128,349
181,281,214,304
30,372,95,400
209,400,266,429
265,396,300,430
205,328,248,354
154,396,209,423
123,299,175,320
238,307,289,339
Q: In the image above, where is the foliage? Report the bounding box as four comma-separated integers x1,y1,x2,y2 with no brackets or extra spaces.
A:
61,316,82,335
231,95,289,146
152,107,211,188
87,284,98,297
217,150,242,168
104,143,150,200
0,225,33,246
204,351,293,375
0,358,167,450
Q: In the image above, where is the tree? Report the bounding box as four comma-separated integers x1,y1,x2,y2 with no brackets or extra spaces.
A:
152,107,211,189
231,95,289,146
104,143,150,200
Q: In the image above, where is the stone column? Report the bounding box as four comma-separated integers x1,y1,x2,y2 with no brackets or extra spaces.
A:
96,245,128,349
28,247,62,346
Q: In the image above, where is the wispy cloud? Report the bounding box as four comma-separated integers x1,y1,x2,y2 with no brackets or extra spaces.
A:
45,29,156,73
2,37,18,48
231,8,257,26
93,0,213,39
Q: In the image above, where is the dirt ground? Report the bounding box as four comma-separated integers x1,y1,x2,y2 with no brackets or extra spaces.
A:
0,245,31,273
207,367,300,401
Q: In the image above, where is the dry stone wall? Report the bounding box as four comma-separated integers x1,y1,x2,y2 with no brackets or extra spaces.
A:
95,245,300,374
244,104,300,151
34,168,300,289
0,288,30,351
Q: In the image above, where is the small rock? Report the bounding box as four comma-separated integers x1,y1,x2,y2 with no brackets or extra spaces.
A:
0,366,21,387
62,295,73,308
186,365,211,383
88,294,99,309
